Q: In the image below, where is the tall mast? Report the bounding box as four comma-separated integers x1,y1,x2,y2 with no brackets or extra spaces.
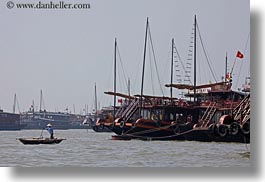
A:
13,93,16,113
32,100,35,112
128,78,131,96
73,104,75,114
225,52,228,82
94,83,97,115
114,38,117,119
40,89,42,112
170,38,174,99
193,15,197,102
140,17,149,115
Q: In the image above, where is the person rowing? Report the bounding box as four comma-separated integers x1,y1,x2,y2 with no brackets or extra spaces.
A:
45,123,54,139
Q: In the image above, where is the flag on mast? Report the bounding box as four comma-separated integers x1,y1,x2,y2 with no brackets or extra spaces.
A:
236,51,244,59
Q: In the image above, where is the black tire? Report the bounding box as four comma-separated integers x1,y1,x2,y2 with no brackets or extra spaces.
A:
173,125,180,134
230,122,240,135
216,124,228,137
241,121,250,136
99,123,104,130
93,126,98,132
132,122,136,128
208,123,216,133
120,121,125,128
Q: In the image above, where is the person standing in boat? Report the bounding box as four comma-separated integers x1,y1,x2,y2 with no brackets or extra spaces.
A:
46,123,54,139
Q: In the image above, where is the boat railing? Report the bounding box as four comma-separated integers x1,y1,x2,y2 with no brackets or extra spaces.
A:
123,99,140,122
232,94,250,122
196,102,216,128
120,98,139,120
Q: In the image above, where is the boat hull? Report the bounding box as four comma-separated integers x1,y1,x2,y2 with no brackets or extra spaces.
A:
18,138,66,145
182,127,250,143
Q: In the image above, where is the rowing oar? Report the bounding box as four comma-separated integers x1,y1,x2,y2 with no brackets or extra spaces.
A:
40,128,44,138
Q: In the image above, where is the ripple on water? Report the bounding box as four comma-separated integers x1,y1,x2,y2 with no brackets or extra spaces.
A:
0,130,251,167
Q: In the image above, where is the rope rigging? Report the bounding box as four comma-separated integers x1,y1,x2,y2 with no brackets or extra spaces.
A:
235,32,250,89
173,42,192,85
116,44,129,93
148,42,155,95
147,23,165,96
196,21,218,82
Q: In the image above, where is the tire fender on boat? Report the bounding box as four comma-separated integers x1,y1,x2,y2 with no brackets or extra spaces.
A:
93,125,98,132
99,123,104,130
173,125,181,134
240,121,250,136
120,121,125,128
208,123,216,133
216,124,228,137
132,122,137,128
229,122,240,136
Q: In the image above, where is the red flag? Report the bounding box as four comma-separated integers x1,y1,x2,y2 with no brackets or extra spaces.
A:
236,51,244,59
226,73,230,80
118,99,123,104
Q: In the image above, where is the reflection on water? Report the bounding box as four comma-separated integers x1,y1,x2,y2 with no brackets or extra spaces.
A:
239,152,250,159
0,130,251,167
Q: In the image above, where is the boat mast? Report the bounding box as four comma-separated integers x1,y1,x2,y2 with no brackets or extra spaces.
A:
193,15,197,102
32,100,35,112
40,89,42,112
94,83,97,115
225,52,228,82
140,17,149,116
13,93,16,113
73,104,75,114
128,78,131,96
170,38,174,99
114,38,117,119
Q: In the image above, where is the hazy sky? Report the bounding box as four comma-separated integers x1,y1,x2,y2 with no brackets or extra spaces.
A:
0,0,249,113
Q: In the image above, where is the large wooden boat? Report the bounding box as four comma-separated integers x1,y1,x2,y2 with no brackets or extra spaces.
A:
98,17,250,143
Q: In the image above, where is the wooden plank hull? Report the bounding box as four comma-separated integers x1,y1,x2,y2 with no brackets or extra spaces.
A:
18,138,65,145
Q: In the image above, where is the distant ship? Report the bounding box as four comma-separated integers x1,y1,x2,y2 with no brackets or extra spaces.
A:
0,109,22,130
20,89,89,130
21,109,88,130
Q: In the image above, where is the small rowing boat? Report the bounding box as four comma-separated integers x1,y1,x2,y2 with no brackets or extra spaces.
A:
17,137,66,145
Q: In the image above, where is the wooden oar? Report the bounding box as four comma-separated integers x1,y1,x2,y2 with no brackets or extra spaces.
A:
40,128,44,138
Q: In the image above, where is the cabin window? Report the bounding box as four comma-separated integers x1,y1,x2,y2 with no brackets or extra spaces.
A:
170,113,174,120
143,109,151,119
213,111,222,123
150,109,163,121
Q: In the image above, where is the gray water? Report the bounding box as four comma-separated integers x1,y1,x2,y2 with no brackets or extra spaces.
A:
0,129,250,167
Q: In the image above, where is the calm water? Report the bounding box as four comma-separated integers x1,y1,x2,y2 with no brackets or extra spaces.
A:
0,129,251,167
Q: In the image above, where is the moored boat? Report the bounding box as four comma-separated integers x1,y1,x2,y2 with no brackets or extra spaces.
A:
97,16,250,144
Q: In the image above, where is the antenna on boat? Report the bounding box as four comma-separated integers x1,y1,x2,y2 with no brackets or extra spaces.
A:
140,17,149,116
193,15,197,102
114,38,117,120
